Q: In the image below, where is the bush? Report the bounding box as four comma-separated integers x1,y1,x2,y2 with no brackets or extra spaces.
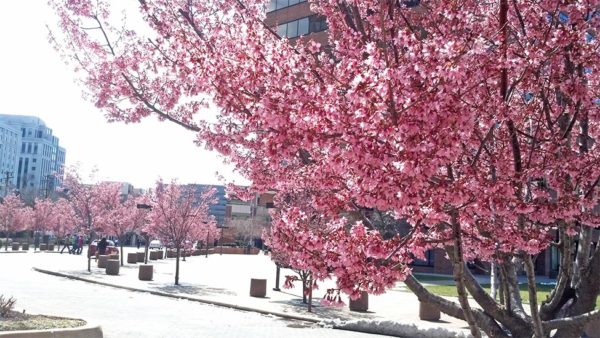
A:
0,295,16,317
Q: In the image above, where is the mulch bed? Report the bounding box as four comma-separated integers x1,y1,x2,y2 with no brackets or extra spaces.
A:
0,311,86,332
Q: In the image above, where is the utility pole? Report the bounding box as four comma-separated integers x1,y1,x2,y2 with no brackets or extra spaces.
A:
0,171,13,197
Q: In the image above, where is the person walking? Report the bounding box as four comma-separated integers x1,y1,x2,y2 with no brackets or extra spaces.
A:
70,235,77,254
76,235,84,254
60,235,71,254
98,238,108,256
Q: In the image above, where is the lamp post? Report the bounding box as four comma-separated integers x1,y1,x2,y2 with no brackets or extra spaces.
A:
273,264,281,291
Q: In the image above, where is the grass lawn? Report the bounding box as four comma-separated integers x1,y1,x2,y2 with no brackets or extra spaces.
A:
412,273,455,282
424,283,600,309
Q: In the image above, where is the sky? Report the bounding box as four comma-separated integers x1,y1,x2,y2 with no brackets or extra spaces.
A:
0,1,249,189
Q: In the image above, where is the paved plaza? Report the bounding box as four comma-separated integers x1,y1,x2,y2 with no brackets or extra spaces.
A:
0,247,473,337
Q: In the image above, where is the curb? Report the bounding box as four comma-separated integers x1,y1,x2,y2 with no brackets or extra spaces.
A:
33,267,320,324
0,251,27,254
0,324,102,338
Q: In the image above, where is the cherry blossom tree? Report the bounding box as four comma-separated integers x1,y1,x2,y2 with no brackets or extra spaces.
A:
0,195,27,251
50,1,600,336
95,182,132,265
63,171,111,271
30,198,57,250
51,198,78,253
147,180,216,285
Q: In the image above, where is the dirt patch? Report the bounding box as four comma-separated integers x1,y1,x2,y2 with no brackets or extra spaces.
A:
0,311,86,332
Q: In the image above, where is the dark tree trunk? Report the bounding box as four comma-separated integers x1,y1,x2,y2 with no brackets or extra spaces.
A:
175,247,180,285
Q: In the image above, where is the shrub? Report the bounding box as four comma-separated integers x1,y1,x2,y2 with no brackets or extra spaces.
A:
0,295,16,317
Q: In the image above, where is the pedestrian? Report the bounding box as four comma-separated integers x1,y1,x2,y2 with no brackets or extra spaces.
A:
98,238,108,256
76,235,84,254
137,238,141,249
70,235,77,254
60,235,71,254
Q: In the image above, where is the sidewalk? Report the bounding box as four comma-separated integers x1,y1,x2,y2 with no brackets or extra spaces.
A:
33,247,474,338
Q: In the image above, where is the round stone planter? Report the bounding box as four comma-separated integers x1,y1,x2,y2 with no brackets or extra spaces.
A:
127,252,138,264
97,255,109,269
250,278,267,298
138,264,153,281
419,301,441,321
11,243,20,251
105,259,120,275
149,251,158,260
39,243,47,251
349,291,369,312
21,243,29,251
47,244,55,251
136,252,145,262
109,254,119,260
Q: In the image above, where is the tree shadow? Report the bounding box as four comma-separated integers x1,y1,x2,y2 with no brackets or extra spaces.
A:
150,283,237,297
268,298,380,321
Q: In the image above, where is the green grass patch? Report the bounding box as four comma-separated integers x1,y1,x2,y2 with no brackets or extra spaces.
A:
412,273,455,282
424,283,600,309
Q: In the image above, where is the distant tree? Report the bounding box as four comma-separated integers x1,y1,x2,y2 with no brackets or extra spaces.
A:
147,180,216,285
30,198,56,250
0,195,27,251
51,198,77,252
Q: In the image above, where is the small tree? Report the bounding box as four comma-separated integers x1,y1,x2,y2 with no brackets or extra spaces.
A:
31,198,56,250
147,180,216,285
51,198,77,252
0,195,27,251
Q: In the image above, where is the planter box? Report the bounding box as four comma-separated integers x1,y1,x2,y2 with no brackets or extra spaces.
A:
97,255,109,269
21,243,29,251
39,243,47,251
156,251,164,259
109,254,119,260
127,252,138,264
149,251,158,260
11,243,19,251
105,259,120,275
419,301,441,321
250,278,267,298
349,291,369,312
47,244,55,251
136,252,145,263
138,264,153,281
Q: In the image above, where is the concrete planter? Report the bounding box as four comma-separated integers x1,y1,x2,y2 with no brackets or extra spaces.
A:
127,252,138,264
192,250,200,256
97,255,109,269
39,243,47,251
149,251,158,260
105,259,120,275
136,252,145,262
349,291,369,312
0,324,103,338
21,243,29,251
109,254,119,260
250,278,267,298
166,250,176,258
156,251,164,259
138,264,153,281
419,301,441,321
47,244,55,251
11,243,19,251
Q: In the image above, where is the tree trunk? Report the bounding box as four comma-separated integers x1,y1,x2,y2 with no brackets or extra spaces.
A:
523,254,545,338
308,274,313,313
120,243,124,266
145,242,149,264
490,260,498,300
175,247,180,285
87,231,95,272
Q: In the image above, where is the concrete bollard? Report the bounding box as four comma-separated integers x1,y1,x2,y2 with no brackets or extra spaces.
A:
21,243,29,251
349,291,369,312
250,278,267,298
105,259,120,275
127,252,138,264
137,252,145,263
138,264,153,281
39,243,47,251
11,243,20,251
419,301,441,321
47,244,55,251
98,255,109,268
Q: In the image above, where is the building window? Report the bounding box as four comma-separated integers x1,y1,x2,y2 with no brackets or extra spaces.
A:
27,143,32,153
267,0,306,12
21,143,25,153
33,144,38,154
31,167,36,171
275,15,326,39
